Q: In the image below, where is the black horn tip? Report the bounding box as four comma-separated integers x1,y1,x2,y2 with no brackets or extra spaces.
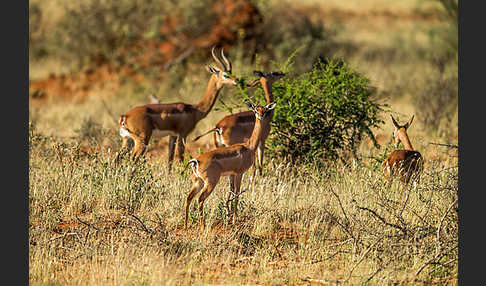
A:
253,70,264,77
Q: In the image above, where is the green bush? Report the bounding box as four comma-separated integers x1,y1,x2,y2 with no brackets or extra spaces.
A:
257,58,385,164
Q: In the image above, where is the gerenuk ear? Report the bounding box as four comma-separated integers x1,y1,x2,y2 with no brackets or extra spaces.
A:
253,70,264,77
206,65,220,75
265,102,277,111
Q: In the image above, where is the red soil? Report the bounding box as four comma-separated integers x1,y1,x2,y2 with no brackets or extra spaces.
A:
29,0,262,103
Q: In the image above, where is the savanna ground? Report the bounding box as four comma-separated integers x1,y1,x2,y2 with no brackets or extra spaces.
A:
29,0,458,284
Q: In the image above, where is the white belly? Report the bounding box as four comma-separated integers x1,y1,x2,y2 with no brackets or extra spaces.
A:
221,171,238,176
152,129,177,138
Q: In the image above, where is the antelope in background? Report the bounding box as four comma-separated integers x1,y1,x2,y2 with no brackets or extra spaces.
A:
382,115,424,185
116,47,239,171
193,70,285,180
184,100,277,230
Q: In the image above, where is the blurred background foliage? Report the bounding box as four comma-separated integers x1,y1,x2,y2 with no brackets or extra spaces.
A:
29,0,458,161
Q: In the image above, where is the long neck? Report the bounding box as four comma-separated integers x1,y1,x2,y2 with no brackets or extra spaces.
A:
246,115,265,150
399,131,414,151
195,75,222,118
261,79,274,103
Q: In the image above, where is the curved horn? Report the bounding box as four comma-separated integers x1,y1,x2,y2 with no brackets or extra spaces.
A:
390,115,400,129
221,47,232,72
245,99,256,110
405,115,414,129
211,46,225,71
246,78,260,87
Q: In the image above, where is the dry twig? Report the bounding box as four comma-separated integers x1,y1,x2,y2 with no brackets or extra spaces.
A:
300,277,331,285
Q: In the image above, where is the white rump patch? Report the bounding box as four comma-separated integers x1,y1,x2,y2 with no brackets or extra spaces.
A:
189,159,201,179
216,134,227,146
119,126,132,138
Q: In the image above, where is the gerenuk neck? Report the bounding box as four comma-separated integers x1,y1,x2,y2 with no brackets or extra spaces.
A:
399,131,415,151
246,115,266,150
195,75,222,119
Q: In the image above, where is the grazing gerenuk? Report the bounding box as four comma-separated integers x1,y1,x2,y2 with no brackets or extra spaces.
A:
185,100,277,230
193,70,285,179
116,47,239,171
382,115,424,185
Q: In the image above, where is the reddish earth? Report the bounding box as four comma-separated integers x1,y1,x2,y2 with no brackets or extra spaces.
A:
29,1,441,105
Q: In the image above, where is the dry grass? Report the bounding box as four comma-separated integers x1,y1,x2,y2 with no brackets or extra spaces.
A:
29,125,458,285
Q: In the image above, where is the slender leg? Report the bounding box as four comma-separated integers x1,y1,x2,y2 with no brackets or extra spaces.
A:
115,137,131,164
226,176,235,219
175,136,186,163
256,142,265,177
197,175,220,230
250,158,258,190
232,173,243,225
382,161,392,188
130,135,148,163
185,178,204,230
167,136,177,173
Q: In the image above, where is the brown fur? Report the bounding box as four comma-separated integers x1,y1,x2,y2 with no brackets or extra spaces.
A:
115,47,238,171
194,71,285,181
382,115,424,185
185,101,276,230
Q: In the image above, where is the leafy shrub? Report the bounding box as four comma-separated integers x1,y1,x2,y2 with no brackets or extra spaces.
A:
257,58,385,164
53,0,161,68
50,0,256,71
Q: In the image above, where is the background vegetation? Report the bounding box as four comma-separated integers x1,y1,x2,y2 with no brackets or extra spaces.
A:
29,0,458,284
257,58,385,163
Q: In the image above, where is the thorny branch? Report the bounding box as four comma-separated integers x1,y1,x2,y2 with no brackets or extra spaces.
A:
126,213,152,234
356,205,407,235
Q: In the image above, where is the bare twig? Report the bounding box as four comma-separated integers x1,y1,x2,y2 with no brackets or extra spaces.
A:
47,232,78,243
398,183,413,217
327,187,355,240
344,235,384,283
163,46,195,71
363,255,395,284
413,245,458,280
436,198,458,255
437,198,458,241
307,250,345,265
428,142,458,149
300,277,331,285
127,213,152,234
100,97,118,125
356,206,407,235
76,215,100,231
321,207,354,241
